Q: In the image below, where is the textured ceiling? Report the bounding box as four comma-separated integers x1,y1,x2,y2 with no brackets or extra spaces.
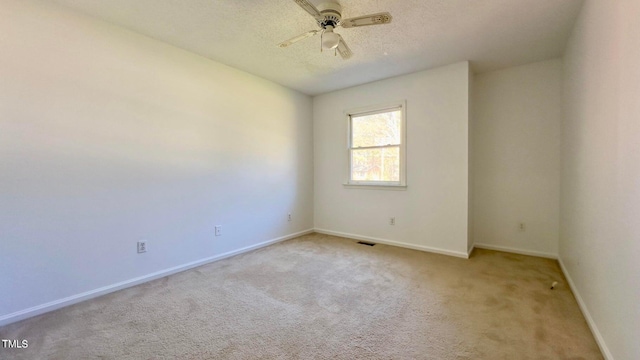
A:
48,0,584,95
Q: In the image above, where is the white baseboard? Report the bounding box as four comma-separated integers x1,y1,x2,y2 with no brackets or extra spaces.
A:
467,244,475,257
0,229,314,327
473,243,558,259
558,257,613,360
314,228,470,259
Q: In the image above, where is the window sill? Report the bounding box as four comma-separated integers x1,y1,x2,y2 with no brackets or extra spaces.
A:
343,183,407,191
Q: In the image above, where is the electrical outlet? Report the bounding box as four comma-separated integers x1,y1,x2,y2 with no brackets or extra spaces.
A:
519,223,526,231
137,241,147,253
390,217,396,226
215,225,222,236
288,213,292,222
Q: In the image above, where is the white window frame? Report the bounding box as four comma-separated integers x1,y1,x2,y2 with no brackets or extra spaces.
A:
344,101,407,189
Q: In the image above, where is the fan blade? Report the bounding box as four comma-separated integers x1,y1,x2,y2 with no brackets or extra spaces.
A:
293,0,324,21
277,30,319,48
341,12,392,28
336,35,352,59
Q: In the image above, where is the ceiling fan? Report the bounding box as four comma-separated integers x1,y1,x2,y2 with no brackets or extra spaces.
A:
277,0,393,59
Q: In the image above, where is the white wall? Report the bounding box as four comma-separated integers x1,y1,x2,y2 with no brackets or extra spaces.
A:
472,59,562,258
561,0,640,359
314,62,470,257
467,69,475,253
0,0,313,324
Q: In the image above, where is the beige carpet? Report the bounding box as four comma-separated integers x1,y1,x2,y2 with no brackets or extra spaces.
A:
0,233,602,359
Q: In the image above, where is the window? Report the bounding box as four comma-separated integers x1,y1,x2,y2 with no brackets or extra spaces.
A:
346,102,406,187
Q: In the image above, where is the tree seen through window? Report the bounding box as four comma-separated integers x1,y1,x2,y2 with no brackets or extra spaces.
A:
350,109,402,182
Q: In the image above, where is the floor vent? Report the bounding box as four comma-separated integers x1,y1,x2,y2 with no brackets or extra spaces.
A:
357,241,376,246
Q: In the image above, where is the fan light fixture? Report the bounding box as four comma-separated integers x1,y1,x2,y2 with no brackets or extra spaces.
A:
322,27,340,49
277,0,393,60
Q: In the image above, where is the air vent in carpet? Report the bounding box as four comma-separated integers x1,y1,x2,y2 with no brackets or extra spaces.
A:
357,241,376,246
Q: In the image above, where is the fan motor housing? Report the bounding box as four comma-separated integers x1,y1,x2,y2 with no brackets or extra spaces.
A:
316,1,342,27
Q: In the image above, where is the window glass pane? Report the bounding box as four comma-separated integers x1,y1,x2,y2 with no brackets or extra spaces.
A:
351,146,400,182
351,110,401,148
